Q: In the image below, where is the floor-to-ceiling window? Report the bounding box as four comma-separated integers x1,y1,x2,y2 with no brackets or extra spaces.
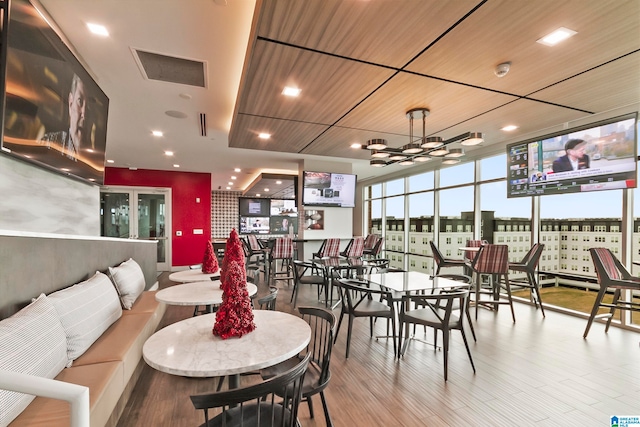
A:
385,177,405,269
407,171,434,273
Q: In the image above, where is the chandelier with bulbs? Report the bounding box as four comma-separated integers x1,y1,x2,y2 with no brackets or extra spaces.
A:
364,108,484,167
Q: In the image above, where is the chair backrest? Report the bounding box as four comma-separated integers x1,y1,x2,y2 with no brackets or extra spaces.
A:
363,234,378,251
401,289,469,327
521,243,545,269
298,306,336,387
472,244,509,274
464,239,485,261
429,241,445,266
370,236,384,257
247,234,263,251
320,238,341,258
336,278,394,313
345,236,365,258
257,287,278,310
271,237,294,260
589,247,625,282
190,353,310,427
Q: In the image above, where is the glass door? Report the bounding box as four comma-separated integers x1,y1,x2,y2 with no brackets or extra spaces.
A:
100,187,171,271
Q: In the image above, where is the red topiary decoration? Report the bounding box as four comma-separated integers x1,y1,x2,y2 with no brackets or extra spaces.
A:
213,229,255,339
201,240,219,274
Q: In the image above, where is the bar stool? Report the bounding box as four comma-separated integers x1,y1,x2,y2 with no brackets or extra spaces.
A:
268,236,294,287
469,244,515,323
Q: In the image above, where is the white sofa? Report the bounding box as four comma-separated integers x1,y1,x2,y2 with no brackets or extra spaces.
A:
0,259,166,427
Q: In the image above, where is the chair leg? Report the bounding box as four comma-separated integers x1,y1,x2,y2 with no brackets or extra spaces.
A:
345,316,354,358
503,274,516,323
306,395,315,419
460,327,476,374
334,311,345,344
465,307,476,342
320,391,334,427
605,289,621,332
442,328,450,382
583,286,608,338
529,271,546,317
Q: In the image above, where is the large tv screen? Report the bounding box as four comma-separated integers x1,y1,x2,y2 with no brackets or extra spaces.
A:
302,171,356,207
507,114,637,198
239,198,270,216
1,0,110,185
239,216,270,235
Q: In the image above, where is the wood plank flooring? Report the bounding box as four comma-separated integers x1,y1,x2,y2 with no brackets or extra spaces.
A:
117,272,640,427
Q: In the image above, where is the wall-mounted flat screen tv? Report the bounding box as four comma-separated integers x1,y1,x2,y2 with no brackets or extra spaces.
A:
239,197,270,216
302,171,356,207
270,199,297,216
269,216,298,234
507,114,637,198
1,0,109,185
239,216,270,235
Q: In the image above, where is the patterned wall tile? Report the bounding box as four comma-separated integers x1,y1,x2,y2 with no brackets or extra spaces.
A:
211,191,241,238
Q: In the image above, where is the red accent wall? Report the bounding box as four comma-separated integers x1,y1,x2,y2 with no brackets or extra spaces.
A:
105,167,211,267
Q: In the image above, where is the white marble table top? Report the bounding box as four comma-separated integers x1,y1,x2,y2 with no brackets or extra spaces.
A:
155,281,257,306
168,269,220,283
365,271,467,293
143,310,311,377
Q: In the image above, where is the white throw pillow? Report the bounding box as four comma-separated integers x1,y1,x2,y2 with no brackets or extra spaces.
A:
108,258,146,310
48,271,122,365
0,294,68,427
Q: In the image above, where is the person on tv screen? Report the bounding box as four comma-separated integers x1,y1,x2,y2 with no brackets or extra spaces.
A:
552,139,590,173
39,73,86,161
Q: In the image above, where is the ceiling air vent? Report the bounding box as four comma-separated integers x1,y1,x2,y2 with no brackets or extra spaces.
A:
199,113,207,137
133,49,207,88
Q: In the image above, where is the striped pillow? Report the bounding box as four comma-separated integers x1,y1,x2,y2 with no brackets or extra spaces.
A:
108,258,146,309
0,294,68,426
48,271,122,365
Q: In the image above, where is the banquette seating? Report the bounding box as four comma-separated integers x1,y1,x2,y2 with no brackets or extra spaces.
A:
0,257,165,427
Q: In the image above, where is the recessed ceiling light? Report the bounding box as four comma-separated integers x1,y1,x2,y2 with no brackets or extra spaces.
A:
173,164,180,168
107,159,115,163
228,182,233,185
264,188,269,192
87,23,109,37
282,86,301,97
258,133,271,139
165,151,174,156
501,125,518,132
61,168,70,172
537,27,577,46
231,176,236,180
276,181,282,185
234,168,241,172
256,194,261,197
152,130,163,137
226,186,231,190
350,143,362,149
86,148,94,153
89,178,95,182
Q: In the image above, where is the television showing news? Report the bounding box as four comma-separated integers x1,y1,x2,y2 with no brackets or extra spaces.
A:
239,216,270,235
269,216,298,235
2,0,109,185
507,114,637,198
239,198,270,216
302,171,356,207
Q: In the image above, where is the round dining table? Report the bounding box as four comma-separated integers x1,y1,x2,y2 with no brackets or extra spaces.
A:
143,310,311,388
168,269,220,283
155,280,258,313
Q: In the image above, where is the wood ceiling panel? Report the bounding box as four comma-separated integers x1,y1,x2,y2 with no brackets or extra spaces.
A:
302,127,404,159
331,73,517,149
229,115,329,152
532,53,640,113
406,0,640,96
235,40,395,123
255,0,479,66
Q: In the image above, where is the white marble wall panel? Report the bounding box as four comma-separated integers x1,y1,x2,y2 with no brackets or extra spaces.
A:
0,155,99,235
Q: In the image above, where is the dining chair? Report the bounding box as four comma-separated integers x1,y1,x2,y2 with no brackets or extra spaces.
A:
256,286,279,310
312,238,341,258
334,278,397,358
469,244,516,323
432,274,476,342
291,260,325,308
268,237,295,287
363,236,384,259
260,306,337,427
429,241,466,275
363,234,379,253
508,243,546,317
339,236,365,258
584,248,640,338
398,289,476,381
190,353,310,427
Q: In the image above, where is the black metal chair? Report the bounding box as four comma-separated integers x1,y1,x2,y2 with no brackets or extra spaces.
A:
256,286,279,310
291,260,325,308
398,289,476,381
334,278,397,358
508,243,546,317
429,241,466,275
363,236,384,259
432,274,476,342
260,307,337,427
584,248,640,338
190,353,310,427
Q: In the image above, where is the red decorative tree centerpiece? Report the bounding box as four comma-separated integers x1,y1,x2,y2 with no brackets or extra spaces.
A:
213,229,255,339
201,240,219,274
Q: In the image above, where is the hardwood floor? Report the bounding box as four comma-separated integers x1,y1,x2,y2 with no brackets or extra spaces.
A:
118,271,640,427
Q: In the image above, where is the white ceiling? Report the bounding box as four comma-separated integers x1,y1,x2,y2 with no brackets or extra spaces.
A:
36,0,640,194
